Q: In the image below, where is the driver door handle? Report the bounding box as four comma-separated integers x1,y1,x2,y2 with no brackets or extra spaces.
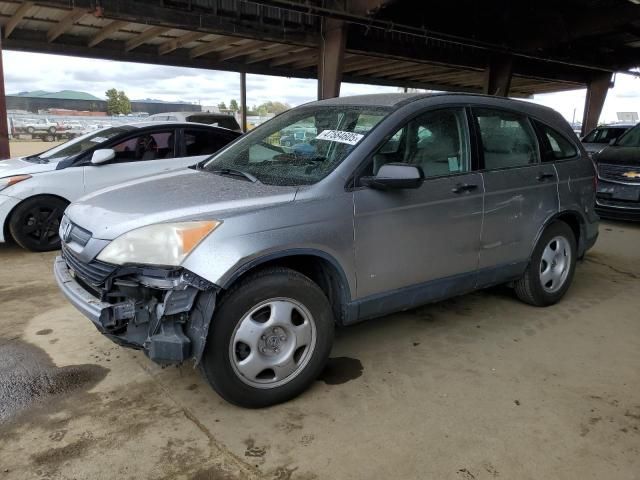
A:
452,183,478,194
537,172,555,181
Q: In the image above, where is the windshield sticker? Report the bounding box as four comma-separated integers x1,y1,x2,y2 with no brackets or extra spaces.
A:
90,137,108,143
315,130,364,145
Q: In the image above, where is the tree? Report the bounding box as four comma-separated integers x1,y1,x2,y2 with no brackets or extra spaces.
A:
118,90,131,115
218,101,227,111
260,101,290,114
105,88,132,115
229,99,239,113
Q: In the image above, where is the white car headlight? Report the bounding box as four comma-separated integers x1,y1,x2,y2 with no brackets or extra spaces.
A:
97,220,221,266
0,175,31,192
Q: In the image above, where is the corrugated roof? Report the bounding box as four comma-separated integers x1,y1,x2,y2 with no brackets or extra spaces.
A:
9,90,103,101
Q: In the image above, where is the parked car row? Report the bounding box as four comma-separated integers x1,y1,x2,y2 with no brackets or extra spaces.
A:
581,123,635,154
590,123,640,221
37,93,600,408
0,122,241,251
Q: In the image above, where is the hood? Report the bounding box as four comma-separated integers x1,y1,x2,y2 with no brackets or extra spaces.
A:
594,146,640,166
66,169,298,240
0,157,59,177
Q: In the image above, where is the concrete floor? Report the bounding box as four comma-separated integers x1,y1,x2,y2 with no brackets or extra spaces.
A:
9,140,64,158
0,220,639,480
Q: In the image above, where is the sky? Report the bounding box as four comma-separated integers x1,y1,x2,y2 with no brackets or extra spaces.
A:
4,51,640,124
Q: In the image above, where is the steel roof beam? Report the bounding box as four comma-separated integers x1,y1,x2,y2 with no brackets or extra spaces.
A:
47,7,87,43
124,25,170,52
217,41,267,62
4,2,34,39
244,44,299,64
158,31,207,55
88,20,128,48
189,36,243,59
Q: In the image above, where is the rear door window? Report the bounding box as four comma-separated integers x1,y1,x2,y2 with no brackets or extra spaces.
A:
184,129,234,156
474,108,539,169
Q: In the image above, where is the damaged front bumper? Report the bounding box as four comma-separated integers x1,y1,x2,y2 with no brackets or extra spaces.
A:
54,255,218,365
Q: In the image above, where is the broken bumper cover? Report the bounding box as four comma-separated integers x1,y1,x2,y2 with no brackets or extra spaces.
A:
54,255,217,365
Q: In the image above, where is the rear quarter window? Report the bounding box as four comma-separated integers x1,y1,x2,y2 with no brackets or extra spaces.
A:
535,121,578,161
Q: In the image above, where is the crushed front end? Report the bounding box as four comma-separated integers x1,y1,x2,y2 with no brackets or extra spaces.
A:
54,241,218,365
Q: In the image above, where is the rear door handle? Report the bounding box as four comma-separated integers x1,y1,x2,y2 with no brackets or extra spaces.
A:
452,183,478,194
537,172,555,181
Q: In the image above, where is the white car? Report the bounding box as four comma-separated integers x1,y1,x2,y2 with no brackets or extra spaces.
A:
0,122,240,251
62,121,84,130
19,118,59,134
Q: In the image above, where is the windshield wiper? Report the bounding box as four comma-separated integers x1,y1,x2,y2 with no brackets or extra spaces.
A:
209,168,258,183
23,155,49,164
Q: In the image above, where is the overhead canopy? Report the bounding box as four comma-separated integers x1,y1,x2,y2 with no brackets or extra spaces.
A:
1,0,638,97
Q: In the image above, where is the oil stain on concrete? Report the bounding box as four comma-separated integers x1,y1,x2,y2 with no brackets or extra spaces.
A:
317,357,363,385
0,339,108,424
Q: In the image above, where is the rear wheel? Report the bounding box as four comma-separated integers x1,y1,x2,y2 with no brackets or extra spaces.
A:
8,196,68,252
514,221,576,306
200,267,334,408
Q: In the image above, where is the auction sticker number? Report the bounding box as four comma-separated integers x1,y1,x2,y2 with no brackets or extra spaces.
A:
316,130,364,145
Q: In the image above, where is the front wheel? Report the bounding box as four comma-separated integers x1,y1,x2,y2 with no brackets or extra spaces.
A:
200,267,334,408
514,221,576,306
8,196,68,251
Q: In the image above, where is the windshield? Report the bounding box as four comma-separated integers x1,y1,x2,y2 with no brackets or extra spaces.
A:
202,106,389,185
616,124,640,147
28,126,134,161
583,126,628,144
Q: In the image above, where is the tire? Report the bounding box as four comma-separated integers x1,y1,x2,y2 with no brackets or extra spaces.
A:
8,196,69,252
45,135,55,142
514,221,577,306
48,126,56,134
200,267,334,408
26,126,35,134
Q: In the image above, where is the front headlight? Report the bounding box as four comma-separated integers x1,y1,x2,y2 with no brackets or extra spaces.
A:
0,175,31,192
97,220,221,266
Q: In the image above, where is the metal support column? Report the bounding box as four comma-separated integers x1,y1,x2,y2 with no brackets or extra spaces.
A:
317,18,347,100
240,71,247,133
0,34,10,159
483,54,513,97
581,72,613,136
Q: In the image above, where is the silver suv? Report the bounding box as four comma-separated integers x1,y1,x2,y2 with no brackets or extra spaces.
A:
55,94,598,407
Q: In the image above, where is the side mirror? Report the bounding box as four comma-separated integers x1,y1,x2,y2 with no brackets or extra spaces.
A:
360,163,424,190
90,148,115,165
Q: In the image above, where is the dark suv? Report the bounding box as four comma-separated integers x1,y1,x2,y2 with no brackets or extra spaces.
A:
55,93,598,407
